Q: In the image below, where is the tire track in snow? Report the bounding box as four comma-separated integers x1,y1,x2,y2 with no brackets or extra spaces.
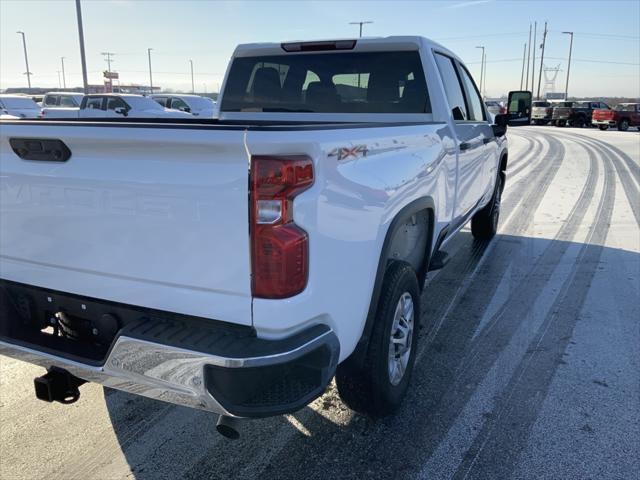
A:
451,134,615,480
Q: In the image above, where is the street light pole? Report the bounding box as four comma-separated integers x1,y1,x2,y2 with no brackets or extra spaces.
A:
476,46,485,97
147,48,154,93
520,43,526,90
189,59,195,94
562,31,574,100
75,0,89,93
16,31,32,88
349,20,373,37
61,57,67,88
525,23,532,90
531,21,537,95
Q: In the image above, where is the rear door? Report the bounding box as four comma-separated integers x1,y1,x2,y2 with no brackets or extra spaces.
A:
456,63,496,201
434,52,487,220
0,123,253,324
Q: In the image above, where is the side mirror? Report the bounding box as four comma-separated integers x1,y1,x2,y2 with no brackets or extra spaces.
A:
179,106,191,113
114,107,128,116
492,113,508,137
506,90,532,126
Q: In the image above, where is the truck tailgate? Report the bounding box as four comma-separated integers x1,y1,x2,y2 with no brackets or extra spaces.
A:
0,123,252,325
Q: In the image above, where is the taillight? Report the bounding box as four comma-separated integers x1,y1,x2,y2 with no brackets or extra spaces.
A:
250,155,313,298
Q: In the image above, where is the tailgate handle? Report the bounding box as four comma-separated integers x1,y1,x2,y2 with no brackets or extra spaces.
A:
9,138,71,162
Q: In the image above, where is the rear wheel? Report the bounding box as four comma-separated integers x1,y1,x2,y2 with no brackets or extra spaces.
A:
471,174,503,240
557,120,566,127
618,119,630,131
573,116,586,128
598,125,609,131
336,261,420,417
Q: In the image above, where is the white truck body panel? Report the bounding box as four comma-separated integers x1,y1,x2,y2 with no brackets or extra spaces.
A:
0,124,253,325
0,35,506,365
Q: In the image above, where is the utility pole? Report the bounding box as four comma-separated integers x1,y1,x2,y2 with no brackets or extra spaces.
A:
525,23,532,90
520,43,526,90
531,21,537,94
16,31,32,88
147,48,153,93
349,21,373,37
189,59,195,94
101,52,115,72
75,0,89,93
61,57,67,88
57,71,62,88
562,31,574,100
476,46,485,96
536,21,548,100
482,53,487,98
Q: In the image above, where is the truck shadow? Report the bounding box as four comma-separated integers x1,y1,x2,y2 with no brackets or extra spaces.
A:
104,232,639,480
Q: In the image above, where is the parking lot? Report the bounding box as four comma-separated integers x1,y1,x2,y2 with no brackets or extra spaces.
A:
0,125,637,480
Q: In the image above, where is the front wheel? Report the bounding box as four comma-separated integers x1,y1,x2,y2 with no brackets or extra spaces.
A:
471,174,503,240
336,261,420,417
618,119,630,131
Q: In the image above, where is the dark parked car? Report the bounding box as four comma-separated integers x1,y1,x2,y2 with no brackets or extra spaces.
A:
592,103,640,131
553,101,610,127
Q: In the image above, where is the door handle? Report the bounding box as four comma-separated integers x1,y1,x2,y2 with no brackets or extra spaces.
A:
459,140,482,151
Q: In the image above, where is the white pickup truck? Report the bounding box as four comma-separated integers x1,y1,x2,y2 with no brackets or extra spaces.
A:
0,36,531,438
40,93,193,119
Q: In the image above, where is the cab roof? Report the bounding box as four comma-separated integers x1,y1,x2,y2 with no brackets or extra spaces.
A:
232,36,462,64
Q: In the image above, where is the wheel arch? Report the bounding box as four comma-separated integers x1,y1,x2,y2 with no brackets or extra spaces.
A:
347,196,435,367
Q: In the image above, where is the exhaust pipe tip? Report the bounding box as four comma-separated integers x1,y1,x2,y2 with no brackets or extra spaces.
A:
216,415,242,440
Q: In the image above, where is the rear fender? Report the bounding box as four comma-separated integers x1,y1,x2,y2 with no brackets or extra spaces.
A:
348,197,435,367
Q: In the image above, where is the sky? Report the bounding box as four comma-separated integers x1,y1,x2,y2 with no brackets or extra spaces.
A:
1,0,639,98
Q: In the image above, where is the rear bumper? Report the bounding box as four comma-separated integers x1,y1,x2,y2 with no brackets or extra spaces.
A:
0,280,339,418
592,119,616,126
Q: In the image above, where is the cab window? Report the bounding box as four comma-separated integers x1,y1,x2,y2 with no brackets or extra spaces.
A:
85,97,104,110
169,98,189,110
106,97,128,111
457,64,485,121
44,95,59,106
434,53,467,121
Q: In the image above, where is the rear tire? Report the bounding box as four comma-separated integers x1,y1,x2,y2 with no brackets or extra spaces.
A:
471,174,503,240
336,261,420,417
598,125,609,131
618,119,630,131
557,120,566,127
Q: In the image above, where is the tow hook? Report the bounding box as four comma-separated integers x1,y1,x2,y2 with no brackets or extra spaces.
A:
216,415,243,440
34,367,86,404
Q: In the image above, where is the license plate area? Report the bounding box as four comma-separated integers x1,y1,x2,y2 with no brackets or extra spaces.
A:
0,281,126,365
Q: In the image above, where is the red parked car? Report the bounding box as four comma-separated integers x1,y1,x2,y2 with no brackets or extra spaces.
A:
592,103,640,131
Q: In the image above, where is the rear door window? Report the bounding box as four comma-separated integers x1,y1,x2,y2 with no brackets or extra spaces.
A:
221,51,430,114
59,96,77,107
434,53,467,121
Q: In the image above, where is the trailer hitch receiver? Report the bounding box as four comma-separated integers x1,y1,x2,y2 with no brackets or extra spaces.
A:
34,367,86,404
